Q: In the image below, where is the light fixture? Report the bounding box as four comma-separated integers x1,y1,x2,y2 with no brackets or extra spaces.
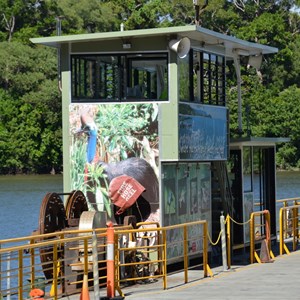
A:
248,54,262,70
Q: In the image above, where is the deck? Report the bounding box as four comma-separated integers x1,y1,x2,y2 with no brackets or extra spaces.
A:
63,250,300,300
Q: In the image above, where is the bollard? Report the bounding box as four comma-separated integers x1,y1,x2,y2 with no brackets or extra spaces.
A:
107,222,115,298
220,212,228,271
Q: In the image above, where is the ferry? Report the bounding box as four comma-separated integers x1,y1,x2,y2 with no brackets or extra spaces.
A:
30,20,285,245
0,8,295,300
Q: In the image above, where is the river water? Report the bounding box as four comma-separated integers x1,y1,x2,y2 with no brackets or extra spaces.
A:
0,175,63,240
0,172,300,240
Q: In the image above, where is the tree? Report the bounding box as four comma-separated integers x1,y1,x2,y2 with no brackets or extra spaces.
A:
99,0,172,30
0,42,62,173
1,0,300,172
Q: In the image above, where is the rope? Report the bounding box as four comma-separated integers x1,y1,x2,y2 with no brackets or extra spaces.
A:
228,214,251,226
207,229,223,246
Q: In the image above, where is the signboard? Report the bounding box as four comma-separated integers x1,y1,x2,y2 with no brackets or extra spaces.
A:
179,103,228,160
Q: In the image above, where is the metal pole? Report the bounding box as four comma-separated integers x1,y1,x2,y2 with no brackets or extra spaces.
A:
226,215,231,269
233,52,243,134
7,252,11,300
203,222,208,277
92,231,100,300
183,225,188,283
220,213,228,271
55,16,63,92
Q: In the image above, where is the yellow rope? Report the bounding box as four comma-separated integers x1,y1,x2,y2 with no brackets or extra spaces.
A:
207,214,251,246
207,229,223,246
228,215,251,226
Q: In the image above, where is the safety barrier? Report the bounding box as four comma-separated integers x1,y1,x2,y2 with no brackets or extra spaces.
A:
279,204,300,255
2,210,290,299
114,219,212,294
0,228,109,299
249,210,275,264
277,197,300,237
0,220,211,299
223,210,274,266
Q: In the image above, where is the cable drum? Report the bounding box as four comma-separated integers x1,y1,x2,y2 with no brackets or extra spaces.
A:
78,211,107,270
79,211,106,231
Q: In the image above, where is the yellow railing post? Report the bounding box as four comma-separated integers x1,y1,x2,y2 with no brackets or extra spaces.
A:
226,215,231,269
203,221,208,277
29,239,35,290
158,228,162,275
250,215,254,264
52,243,58,299
162,229,167,290
183,225,188,283
18,249,23,300
279,206,293,255
293,207,297,251
279,208,284,255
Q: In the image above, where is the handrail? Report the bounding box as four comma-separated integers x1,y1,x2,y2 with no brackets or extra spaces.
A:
114,219,211,291
0,226,136,249
276,197,300,204
0,220,211,299
0,230,108,299
279,204,300,255
249,210,274,264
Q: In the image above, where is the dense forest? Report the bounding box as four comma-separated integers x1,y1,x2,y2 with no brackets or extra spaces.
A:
0,0,300,174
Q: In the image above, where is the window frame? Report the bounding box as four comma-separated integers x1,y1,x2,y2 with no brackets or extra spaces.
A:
71,53,169,103
179,49,226,106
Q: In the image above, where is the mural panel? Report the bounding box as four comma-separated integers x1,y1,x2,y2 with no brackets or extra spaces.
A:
69,103,159,224
162,162,211,260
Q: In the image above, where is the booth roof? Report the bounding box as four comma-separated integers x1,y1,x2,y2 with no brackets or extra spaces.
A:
30,25,277,58
230,136,290,147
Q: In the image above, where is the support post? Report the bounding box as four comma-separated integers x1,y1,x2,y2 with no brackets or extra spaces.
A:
92,231,100,300
220,213,228,271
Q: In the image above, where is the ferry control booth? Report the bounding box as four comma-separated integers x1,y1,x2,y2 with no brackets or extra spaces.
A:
31,25,281,258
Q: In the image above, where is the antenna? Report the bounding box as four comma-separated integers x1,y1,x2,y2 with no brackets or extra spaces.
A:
55,16,64,92
193,0,208,26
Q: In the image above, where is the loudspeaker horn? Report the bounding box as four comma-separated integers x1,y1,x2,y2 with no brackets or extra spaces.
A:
169,37,191,59
248,54,262,70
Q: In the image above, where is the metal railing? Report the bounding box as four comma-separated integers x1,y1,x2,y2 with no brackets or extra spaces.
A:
249,210,274,264
0,220,211,299
114,219,211,292
279,204,300,255
0,228,108,299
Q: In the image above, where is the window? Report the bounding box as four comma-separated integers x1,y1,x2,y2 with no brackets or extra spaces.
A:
179,49,226,106
71,53,168,102
243,146,253,192
201,52,226,105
